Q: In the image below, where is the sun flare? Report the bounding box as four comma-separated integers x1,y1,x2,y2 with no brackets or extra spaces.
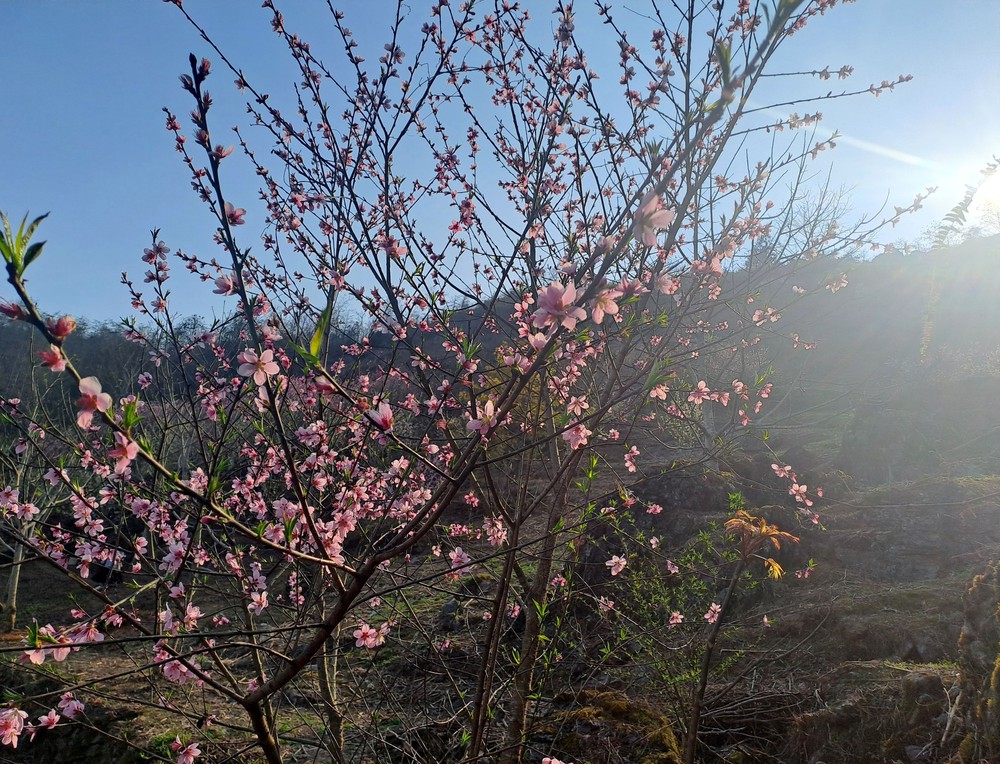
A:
969,167,1000,217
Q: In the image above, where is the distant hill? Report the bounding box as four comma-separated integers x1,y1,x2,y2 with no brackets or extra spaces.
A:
755,234,1000,483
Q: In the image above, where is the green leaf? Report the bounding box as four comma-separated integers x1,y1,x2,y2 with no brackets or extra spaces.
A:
23,241,46,269
533,598,549,620
1,213,14,251
288,340,318,368
310,298,333,358
0,211,49,274
122,401,141,430
716,42,731,84
22,212,49,243
460,337,480,362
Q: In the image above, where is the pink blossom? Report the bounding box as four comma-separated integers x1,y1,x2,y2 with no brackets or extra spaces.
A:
37,345,66,372
366,401,394,432
353,622,384,649
633,190,676,247
183,603,202,630
789,483,813,507
249,591,268,615
826,273,848,293
0,487,16,508
669,611,684,626
354,623,374,648
46,315,77,340
13,502,39,521
171,737,202,764
484,517,508,547
655,273,680,295
43,468,65,486
261,323,281,343
224,201,246,225
162,658,192,685
36,710,59,730
213,273,237,295
56,692,84,719
605,555,627,576
466,400,499,435
590,288,623,324
532,281,587,331
704,602,722,624
24,625,72,664
526,331,548,351
109,432,139,475
752,306,781,326
624,445,640,473
449,546,472,570
0,707,28,748
687,380,711,405
379,234,408,260
562,423,591,450
76,376,113,429
237,348,279,385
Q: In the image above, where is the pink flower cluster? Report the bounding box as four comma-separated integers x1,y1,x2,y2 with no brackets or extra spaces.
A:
76,377,112,429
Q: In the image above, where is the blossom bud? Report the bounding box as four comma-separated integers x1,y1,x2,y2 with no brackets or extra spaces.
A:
0,300,25,320
47,315,78,339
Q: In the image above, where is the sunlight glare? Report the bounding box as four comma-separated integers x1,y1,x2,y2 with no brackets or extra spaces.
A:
969,168,1000,219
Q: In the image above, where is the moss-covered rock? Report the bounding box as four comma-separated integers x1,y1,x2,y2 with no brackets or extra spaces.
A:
538,690,681,764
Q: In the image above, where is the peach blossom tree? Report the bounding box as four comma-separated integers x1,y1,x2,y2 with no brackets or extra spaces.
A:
0,1,919,761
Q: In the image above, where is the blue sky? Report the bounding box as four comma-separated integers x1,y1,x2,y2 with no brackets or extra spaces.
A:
2,1,998,321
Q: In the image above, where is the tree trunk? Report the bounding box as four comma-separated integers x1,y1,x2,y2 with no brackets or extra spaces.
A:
316,626,346,764
498,465,576,764
2,541,25,632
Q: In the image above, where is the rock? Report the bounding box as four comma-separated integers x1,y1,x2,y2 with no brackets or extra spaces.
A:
437,598,461,631
536,690,682,764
